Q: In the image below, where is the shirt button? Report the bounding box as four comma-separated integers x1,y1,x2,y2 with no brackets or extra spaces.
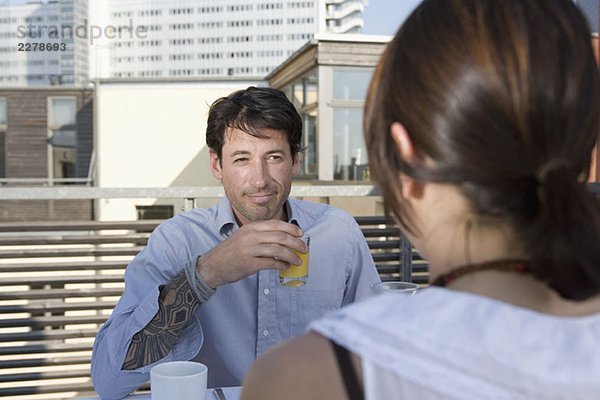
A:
262,329,269,337
263,288,270,295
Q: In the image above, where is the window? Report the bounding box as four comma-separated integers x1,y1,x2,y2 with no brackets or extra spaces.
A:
330,69,374,181
198,68,222,75
288,1,314,8
333,69,373,100
227,20,252,27
170,38,194,45
169,69,194,76
291,73,317,109
288,33,313,41
48,97,77,181
199,6,222,13
169,23,194,30
287,17,314,24
257,34,282,41
198,37,222,44
227,36,252,43
258,3,283,10
198,52,222,59
139,70,162,77
198,21,223,28
169,53,195,61
286,72,318,177
257,19,283,26
0,99,6,126
227,5,252,11
0,98,6,178
301,108,317,177
169,8,193,15
229,51,252,58
139,10,161,16
136,205,174,220
333,108,367,180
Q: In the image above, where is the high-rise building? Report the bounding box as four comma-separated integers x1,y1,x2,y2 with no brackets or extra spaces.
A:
0,0,367,86
0,0,89,87
91,0,367,80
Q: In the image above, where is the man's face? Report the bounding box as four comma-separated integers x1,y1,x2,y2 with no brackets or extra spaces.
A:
210,128,299,226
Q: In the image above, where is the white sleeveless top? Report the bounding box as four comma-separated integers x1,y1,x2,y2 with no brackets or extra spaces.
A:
310,287,600,400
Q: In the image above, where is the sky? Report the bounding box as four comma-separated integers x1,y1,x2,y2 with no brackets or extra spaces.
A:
361,0,598,35
362,0,423,36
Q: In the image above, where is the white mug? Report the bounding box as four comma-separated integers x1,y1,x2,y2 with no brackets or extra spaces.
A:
150,361,208,400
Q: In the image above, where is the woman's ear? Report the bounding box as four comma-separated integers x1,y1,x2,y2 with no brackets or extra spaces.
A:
390,122,424,199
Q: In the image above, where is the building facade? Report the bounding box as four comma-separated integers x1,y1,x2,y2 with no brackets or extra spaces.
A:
0,87,93,220
0,0,89,87
91,0,367,80
1,0,367,86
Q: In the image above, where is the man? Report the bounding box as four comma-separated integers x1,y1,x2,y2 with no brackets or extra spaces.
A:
91,87,380,399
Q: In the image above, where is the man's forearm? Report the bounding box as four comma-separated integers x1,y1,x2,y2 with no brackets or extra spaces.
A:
122,270,200,370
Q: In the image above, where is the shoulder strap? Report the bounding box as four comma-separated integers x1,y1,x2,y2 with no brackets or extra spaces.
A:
331,340,365,400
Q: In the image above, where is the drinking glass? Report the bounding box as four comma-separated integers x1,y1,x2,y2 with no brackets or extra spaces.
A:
279,234,310,287
371,281,419,295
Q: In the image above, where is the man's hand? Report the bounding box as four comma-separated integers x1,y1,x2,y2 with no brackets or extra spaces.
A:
197,220,308,288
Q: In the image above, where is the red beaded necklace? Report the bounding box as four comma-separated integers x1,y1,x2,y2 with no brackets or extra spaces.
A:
430,259,530,287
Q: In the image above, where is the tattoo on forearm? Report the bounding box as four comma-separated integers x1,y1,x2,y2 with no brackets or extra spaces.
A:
122,270,200,370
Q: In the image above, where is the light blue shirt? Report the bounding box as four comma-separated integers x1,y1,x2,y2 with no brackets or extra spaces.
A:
91,197,380,399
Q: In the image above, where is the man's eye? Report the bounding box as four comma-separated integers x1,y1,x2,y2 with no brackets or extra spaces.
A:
268,155,283,161
233,158,248,163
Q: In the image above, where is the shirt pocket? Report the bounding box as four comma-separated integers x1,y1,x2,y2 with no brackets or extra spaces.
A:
290,288,344,333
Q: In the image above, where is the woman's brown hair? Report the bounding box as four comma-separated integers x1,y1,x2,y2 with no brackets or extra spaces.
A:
365,0,600,300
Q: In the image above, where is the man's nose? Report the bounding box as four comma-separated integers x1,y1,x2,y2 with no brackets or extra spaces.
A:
250,160,271,188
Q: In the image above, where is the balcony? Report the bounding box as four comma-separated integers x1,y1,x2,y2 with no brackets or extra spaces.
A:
0,184,426,398
0,183,598,397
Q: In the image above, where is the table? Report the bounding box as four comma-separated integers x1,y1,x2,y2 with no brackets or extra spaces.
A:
81,386,242,400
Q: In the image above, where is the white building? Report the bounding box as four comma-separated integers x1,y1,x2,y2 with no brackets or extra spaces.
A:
90,0,368,80
0,0,89,87
93,77,267,221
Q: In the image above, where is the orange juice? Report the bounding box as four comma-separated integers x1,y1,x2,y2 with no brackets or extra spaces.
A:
279,235,310,287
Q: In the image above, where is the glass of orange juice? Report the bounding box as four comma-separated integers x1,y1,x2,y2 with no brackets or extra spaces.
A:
279,234,310,287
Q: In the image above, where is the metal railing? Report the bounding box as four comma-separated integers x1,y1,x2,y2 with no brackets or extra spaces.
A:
0,184,382,211
1,182,595,199
0,178,94,186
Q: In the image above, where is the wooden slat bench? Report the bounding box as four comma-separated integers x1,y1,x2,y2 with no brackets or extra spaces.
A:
0,217,426,398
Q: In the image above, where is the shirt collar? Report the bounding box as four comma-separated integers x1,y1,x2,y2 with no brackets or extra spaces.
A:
215,196,299,237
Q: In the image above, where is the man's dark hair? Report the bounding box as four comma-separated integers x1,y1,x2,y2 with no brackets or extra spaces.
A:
206,86,303,160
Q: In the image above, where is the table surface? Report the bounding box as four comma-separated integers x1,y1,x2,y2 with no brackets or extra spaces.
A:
80,386,242,400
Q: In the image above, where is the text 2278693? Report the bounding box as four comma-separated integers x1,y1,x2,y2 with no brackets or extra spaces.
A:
17,43,67,51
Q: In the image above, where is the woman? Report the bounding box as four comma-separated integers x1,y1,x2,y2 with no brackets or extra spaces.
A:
242,0,600,398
